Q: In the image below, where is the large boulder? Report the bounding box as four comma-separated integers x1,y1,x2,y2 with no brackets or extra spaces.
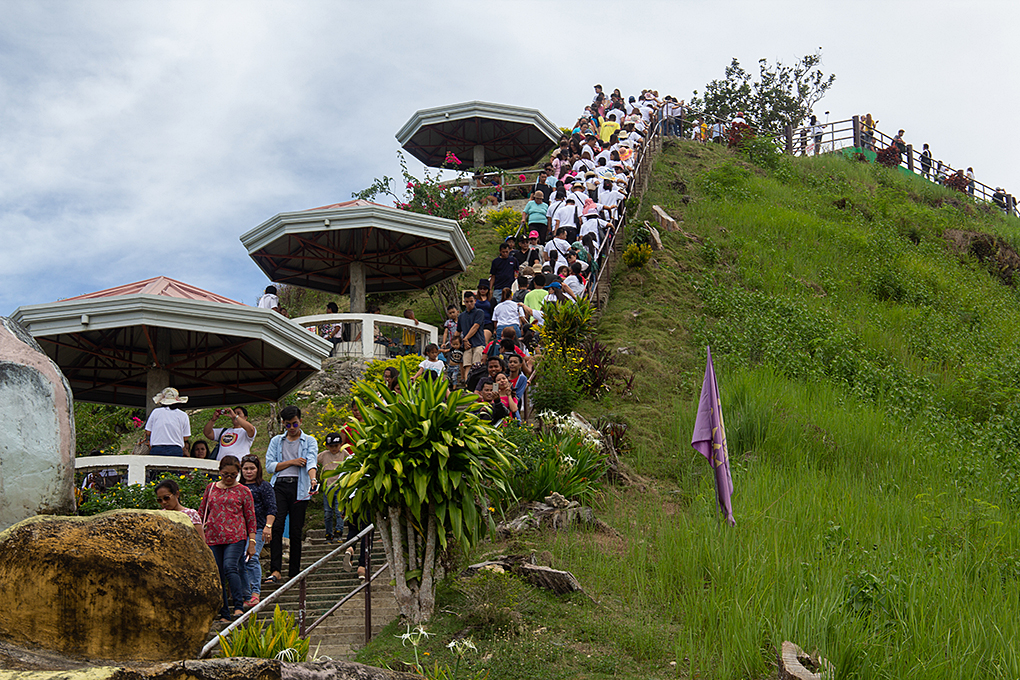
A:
0,509,221,662
0,316,76,531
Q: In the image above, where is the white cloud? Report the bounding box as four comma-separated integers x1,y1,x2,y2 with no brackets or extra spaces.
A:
2,0,1018,313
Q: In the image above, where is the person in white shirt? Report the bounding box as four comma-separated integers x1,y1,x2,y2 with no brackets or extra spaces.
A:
563,262,586,298
204,406,257,461
257,286,282,314
545,227,573,268
145,387,191,457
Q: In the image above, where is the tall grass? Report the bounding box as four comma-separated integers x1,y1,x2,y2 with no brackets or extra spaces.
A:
570,142,1020,677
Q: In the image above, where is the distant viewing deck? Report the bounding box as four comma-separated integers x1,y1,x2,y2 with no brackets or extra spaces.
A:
292,312,439,360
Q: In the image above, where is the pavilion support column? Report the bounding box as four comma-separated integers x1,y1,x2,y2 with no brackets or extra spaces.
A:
473,144,484,168
145,327,171,416
349,261,367,314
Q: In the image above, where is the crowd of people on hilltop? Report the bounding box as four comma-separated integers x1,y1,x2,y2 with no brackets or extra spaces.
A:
395,84,667,424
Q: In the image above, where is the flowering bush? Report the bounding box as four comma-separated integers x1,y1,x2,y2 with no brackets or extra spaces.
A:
499,420,606,504
77,469,213,516
75,403,144,456
363,354,423,384
727,122,755,149
308,398,353,449
576,338,615,399
353,151,479,223
875,144,902,168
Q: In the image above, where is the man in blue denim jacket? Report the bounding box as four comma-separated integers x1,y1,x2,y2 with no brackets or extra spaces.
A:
265,405,319,581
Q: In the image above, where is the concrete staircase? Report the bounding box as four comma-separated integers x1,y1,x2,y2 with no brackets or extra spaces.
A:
255,528,401,659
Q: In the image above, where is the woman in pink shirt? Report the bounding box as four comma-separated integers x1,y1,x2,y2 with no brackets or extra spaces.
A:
199,455,257,622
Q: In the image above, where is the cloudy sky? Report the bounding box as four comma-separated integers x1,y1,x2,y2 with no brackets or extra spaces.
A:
1,1,1014,314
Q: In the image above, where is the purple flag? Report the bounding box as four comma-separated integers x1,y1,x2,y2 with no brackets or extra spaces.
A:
691,346,736,526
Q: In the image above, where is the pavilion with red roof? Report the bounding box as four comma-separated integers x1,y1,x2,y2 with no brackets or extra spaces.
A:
12,277,331,410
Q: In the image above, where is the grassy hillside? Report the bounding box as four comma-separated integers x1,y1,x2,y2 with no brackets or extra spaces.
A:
573,139,1020,677
353,141,1020,679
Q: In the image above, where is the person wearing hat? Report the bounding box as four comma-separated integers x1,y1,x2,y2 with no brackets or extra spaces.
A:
145,387,192,457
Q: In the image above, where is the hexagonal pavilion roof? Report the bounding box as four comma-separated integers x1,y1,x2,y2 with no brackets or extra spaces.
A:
240,199,474,296
395,101,560,169
11,277,331,407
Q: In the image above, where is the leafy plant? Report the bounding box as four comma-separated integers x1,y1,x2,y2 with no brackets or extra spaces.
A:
363,354,424,383
622,243,652,268
353,151,478,222
324,373,517,623
687,52,836,134
217,605,310,661
502,422,606,504
487,207,524,239
539,298,595,348
74,403,144,455
576,338,615,399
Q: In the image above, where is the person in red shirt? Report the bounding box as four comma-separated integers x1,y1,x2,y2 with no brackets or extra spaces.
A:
199,455,256,622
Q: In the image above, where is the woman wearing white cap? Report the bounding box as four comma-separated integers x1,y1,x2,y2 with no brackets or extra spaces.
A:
145,387,192,457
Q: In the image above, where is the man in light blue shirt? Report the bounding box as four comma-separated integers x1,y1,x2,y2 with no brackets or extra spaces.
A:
265,405,319,581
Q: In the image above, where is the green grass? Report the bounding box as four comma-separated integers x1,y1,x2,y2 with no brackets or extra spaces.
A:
353,140,1020,678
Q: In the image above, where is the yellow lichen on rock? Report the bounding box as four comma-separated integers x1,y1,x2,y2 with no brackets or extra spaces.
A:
0,510,220,662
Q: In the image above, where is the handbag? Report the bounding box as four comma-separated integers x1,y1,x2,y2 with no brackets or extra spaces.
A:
209,427,229,460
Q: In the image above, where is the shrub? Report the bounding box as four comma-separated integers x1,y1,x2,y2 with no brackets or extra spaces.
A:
363,354,423,383
457,568,531,636
622,243,652,268
540,298,595,348
739,135,782,171
576,338,615,399
529,345,582,416
77,469,212,516
217,605,310,661
501,422,606,504
487,207,524,239
308,398,352,449
75,403,144,455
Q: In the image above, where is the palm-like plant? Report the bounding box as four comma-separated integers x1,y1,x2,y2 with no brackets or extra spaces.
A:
324,371,516,623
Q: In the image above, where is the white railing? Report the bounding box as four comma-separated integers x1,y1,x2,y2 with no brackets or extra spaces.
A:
76,455,219,486
292,313,439,360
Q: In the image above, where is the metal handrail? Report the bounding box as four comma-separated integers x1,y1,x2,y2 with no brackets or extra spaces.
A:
199,523,383,658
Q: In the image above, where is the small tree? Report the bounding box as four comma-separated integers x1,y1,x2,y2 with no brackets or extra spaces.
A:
324,372,516,624
689,52,836,135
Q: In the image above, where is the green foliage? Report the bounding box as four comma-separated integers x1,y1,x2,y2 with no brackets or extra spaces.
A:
77,469,212,516
738,134,783,170
576,338,614,399
325,373,516,552
307,398,352,450
217,605,310,661
539,298,594,348
487,207,523,239
74,403,143,455
363,354,424,383
688,52,836,134
500,421,606,504
622,243,652,268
